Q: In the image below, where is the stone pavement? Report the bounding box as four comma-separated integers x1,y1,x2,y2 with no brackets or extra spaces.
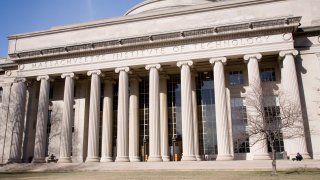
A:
0,160,319,172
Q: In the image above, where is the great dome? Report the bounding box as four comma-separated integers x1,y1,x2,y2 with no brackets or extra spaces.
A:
125,0,217,16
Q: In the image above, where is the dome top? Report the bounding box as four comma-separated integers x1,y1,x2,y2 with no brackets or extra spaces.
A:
125,0,216,16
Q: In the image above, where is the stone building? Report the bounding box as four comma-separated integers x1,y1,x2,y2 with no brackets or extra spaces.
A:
0,0,319,164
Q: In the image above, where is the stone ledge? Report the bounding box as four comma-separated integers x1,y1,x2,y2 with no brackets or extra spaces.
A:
1,160,319,172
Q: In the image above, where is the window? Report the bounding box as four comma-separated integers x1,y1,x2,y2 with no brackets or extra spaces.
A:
0,87,3,103
231,98,250,153
264,96,285,153
229,71,244,85
260,68,276,82
139,78,149,161
49,87,54,99
196,72,218,157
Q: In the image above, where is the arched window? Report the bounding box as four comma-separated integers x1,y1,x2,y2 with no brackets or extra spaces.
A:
0,87,3,103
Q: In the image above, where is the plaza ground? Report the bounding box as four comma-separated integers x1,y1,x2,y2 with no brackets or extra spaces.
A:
0,169,320,180
0,160,319,179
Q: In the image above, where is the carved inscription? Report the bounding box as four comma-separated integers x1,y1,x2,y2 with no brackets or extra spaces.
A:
22,35,276,71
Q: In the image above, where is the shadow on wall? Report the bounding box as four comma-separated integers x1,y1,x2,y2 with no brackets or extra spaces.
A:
295,54,313,158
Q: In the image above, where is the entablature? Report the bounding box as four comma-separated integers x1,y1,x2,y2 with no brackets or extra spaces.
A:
8,16,301,62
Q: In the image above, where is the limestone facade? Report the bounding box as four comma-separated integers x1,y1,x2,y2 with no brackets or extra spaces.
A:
0,0,320,164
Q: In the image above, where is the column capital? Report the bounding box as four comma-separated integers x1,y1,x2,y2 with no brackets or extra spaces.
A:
115,67,130,73
209,57,227,65
244,53,262,62
36,75,53,82
146,64,161,70
177,60,193,68
14,77,27,83
87,70,104,76
279,49,298,58
61,73,78,80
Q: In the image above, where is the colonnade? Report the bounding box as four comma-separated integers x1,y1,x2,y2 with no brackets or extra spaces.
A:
5,50,310,163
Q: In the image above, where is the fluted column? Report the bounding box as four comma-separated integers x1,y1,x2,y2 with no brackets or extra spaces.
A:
33,75,52,163
146,64,162,162
129,77,140,162
160,75,170,161
210,57,233,161
115,67,130,162
59,73,77,163
86,70,103,162
100,78,114,162
191,73,201,161
244,53,270,160
8,78,27,163
177,60,196,161
279,50,310,159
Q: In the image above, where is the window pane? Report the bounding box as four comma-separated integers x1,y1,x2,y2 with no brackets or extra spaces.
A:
229,71,244,85
260,68,276,82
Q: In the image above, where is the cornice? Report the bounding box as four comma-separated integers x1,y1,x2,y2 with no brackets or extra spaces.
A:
0,59,18,69
8,16,301,62
8,0,285,40
294,26,320,37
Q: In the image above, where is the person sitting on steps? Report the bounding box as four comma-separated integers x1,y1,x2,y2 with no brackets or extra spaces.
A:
295,152,303,161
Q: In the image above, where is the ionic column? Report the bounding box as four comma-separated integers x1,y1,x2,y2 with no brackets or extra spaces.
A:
86,70,103,162
210,57,233,161
8,78,27,163
279,50,310,159
129,77,140,162
59,73,77,163
100,78,114,162
160,75,170,162
146,64,162,162
177,60,196,161
191,73,201,161
33,75,52,163
115,67,130,162
244,53,270,160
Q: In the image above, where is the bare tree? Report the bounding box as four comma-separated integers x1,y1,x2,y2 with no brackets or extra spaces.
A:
242,82,305,175
46,104,62,156
315,78,320,116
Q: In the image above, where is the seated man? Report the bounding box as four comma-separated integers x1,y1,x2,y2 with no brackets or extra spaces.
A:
296,153,303,161
47,154,57,163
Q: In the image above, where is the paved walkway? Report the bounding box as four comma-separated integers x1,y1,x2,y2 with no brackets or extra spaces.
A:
1,160,319,172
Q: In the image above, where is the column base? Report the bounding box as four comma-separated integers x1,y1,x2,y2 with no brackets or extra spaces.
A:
7,158,21,163
129,156,141,162
85,157,100,163
195,155,202,161
32,158,46,163
312,153,320,160
253,153,271,160
115,156,130,162
216,154,233,161
58,157,72,163
300,152,311,159
148,156,163,162
181,155,196,161
162,156,170,162
100,157,113,162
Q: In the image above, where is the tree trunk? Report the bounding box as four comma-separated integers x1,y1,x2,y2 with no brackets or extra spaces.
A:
271,142,277,176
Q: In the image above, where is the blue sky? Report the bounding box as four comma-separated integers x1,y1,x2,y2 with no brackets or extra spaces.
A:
0,0,143,57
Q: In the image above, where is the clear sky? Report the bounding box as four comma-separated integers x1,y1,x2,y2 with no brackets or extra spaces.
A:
0,0,144,58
